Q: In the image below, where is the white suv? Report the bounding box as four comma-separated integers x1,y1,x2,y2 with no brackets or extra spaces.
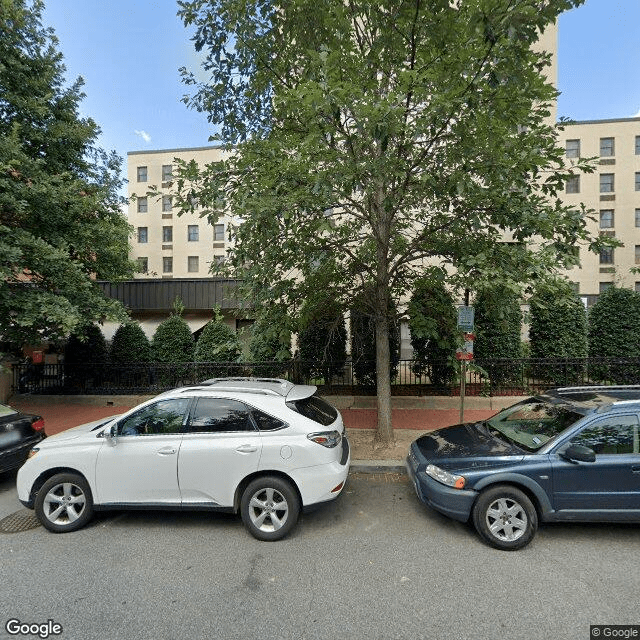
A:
17,378,350,541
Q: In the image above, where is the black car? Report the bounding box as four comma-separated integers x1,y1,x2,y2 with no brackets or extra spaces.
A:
407,386,640,550
0,403,46,474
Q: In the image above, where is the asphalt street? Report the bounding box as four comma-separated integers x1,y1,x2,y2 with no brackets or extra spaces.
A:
0,469,638,640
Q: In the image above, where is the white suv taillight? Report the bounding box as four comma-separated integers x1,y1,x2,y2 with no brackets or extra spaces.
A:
307,430,342,448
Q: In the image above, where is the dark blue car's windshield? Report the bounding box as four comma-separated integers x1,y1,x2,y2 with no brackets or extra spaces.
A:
486,400,582,451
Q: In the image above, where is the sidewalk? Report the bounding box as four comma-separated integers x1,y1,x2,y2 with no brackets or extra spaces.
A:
10,394,522,471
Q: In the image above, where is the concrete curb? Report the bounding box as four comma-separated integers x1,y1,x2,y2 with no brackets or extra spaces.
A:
350,460,407,474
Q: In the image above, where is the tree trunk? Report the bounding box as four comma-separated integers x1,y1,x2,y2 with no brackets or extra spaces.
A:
374,306,394,446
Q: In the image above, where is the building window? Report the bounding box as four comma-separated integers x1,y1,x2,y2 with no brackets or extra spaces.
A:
137,197,148,213
636,282,640,294
162,226,173,243
566,139,580,158
188,256,199,273
137,166,147,182
599,282,612,293
188,225,199,241
599,174,614,193
636,172,640,191
137,257,148,273
566,175,580,194
137,227,148,243
636,209,640,227
163,257,173,273
599,137,615,157
636,136,640,155
162,195,172,212
599,247,614,264
214,224,225,241
599,210,614,229
636,246,640,265
162,164,173,181
213,255,225,268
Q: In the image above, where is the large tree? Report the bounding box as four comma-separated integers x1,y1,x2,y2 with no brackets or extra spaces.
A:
175,0,603,443
0,0,134,348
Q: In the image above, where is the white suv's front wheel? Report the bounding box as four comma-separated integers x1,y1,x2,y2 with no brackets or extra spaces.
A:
240,476,300,541
34,473,94,533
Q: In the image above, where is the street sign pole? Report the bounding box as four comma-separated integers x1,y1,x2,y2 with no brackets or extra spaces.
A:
457,301,474,424
460,360,466,424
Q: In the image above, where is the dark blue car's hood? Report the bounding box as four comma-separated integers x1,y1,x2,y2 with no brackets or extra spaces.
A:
414,423,524,462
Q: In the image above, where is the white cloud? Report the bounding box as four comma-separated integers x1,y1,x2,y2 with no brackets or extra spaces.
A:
634,108,640,118
134,129,151,143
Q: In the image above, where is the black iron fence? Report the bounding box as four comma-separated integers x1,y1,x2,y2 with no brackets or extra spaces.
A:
12,357,640,396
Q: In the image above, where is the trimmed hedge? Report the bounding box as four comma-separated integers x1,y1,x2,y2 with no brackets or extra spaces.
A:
588,286,640,384
298,304,347,383
110,323,151,364
474,286,522,384
407,278,457,386
350,301,400,387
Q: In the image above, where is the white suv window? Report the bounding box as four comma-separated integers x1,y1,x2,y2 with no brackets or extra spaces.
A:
188,398,256,433
118,399,190,436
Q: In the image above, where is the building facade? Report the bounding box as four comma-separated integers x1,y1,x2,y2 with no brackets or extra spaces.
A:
127,145,232,279
560,118,640,301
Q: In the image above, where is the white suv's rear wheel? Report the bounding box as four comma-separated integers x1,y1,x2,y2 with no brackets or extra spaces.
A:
240,476,299,541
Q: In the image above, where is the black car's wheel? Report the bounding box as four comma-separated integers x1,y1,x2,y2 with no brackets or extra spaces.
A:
34,473,94,533
472,485,538,551
240,476,300,541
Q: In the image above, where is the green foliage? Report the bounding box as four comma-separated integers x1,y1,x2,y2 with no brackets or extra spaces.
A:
110,323,151,365
474,287,523,360
0,0,135,346
152,315,195,364
407,277,457,387
530,285,587,359
176,0,594,437
195,310,241,363
298,302,347,383
247,312,293,377
65,324,108,365
474,286,522,386
529,283,587,384
350,301,400,387
588,287,640,384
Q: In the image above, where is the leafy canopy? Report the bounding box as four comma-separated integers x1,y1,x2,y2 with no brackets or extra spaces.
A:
176,0,598,440
0,0,134,346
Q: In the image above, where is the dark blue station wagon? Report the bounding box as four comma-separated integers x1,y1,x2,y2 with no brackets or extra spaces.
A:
407,386,640,550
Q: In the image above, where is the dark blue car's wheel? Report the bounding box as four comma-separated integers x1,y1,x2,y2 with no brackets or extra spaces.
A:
472,485,538,551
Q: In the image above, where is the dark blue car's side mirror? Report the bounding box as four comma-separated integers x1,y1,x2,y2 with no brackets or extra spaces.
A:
560,443,596,463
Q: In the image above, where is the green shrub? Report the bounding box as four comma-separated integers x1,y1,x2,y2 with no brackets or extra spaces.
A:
407,278,457,387
65,324,108,365
194,309,241,378
110,323,151,364
151,314,196,386
298,303,347,383
473,286,522,386
350,299,400,387
64,324,108,388
588,286,640,384
248,314,292,378
529,284,587,384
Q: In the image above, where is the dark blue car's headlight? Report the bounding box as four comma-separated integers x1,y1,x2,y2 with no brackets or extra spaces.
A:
424,464,466,489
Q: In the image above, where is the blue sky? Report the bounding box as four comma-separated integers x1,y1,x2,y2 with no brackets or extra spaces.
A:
42,0,640,164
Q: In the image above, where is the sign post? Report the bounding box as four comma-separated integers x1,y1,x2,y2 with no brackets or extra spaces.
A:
456,306,475,424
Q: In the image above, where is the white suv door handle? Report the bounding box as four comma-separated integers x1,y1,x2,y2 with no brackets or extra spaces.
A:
236,445,258,454
157,447,177,455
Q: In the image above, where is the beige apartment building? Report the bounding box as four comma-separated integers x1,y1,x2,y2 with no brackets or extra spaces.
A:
127,145,232,279
560,118,640,301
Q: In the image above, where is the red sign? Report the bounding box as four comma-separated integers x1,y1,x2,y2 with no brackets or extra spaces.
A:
456,352,474,361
